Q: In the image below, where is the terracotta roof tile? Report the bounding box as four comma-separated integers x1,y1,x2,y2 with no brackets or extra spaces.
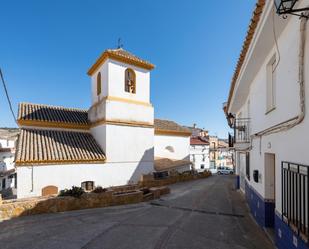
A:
190,137,209,145
88,48,155,75
15,128,105,165
17,103,90,129
154,119,191,133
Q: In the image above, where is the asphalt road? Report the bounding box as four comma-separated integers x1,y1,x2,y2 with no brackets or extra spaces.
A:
0,175,274,249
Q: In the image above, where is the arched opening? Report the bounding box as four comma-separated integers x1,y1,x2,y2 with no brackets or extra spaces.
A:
124,68,136,93
97,72,102,96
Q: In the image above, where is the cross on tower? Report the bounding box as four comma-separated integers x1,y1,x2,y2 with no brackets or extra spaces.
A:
117,38,123,49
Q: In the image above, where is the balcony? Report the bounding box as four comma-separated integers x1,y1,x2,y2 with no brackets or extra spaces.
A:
228,118,250,150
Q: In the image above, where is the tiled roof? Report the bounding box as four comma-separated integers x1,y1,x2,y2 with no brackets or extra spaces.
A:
154,119,191,134
18,103,90,130
226,0,266,112
154,157,192,172
88,48,155,75
190,137,209,145
15,128,105,165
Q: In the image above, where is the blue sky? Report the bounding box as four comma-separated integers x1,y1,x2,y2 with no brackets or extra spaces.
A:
0,0,256,138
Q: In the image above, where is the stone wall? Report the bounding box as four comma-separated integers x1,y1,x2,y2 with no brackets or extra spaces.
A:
139,171,212,188
0,190,143,221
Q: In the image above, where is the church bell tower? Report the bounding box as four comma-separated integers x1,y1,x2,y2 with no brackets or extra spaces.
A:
87,48,155,184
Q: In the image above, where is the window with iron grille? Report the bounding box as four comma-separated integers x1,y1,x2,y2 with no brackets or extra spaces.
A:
81,181,95,191
282,161,308,240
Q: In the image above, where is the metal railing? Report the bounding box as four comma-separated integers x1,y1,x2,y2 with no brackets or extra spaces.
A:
282,161,309,241
233,118,250,143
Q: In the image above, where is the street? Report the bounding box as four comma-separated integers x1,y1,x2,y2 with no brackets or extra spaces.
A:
0,175,274,249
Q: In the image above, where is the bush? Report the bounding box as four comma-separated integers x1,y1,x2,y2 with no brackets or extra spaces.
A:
58,186,85,198
92,186,108,193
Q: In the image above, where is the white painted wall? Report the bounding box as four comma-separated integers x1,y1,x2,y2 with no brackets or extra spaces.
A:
229,0,309,214
189,145,210,172
154,135,190,160
0,139,15,149
16,161,153,198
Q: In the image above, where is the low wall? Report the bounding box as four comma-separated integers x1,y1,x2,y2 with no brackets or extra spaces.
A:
139,171,212,188
0,190,143,221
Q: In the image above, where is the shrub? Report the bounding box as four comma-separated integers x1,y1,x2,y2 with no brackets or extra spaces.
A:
92,186,108,193
58,186,85,198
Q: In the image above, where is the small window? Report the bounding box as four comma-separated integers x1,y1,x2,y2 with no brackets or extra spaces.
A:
201,164,205,169
81,181,94,191
97,72,102,96
266,55,276,112
125,68,136,93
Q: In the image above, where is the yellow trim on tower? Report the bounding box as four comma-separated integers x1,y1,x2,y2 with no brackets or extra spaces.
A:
89,95,152,112
91,118,154,129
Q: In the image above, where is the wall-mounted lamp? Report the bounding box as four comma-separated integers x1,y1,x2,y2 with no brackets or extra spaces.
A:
274,0,309,17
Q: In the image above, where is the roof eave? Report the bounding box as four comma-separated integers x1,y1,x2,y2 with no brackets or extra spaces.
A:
87,51,155,76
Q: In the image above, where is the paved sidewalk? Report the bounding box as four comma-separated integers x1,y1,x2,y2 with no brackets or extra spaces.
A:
0,175,274,249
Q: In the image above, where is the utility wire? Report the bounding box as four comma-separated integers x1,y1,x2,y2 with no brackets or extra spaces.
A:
0,68,17,123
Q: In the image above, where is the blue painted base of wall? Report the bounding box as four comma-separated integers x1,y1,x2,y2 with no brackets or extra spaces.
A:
245,181,275,228
244,181,309,248
275,213,309,249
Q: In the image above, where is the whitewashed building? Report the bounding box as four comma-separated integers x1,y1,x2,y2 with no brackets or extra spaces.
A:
15,48,191,199
0,128,18,197
225,1,309,248
190,137,210,172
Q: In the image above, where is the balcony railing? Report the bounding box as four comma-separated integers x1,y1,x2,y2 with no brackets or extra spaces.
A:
233,118,250,143
282,161,308,241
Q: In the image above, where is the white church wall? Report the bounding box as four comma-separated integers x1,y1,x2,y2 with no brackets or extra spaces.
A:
90,60,109,105
154,135,190,160
16,161,153,199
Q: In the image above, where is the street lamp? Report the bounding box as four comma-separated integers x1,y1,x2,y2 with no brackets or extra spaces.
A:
227,113,235,128
274,0,309,17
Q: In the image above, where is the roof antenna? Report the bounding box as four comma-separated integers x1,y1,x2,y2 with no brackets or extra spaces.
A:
117,38,123,49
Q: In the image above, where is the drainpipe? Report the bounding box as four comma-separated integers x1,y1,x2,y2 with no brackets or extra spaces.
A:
253,13,308,138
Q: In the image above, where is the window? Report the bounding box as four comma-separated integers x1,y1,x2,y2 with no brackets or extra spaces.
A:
201,164,205,169
97,72,102,96
266,55,276,112
2,178,6,189
125,68,136,93
81,181,94,191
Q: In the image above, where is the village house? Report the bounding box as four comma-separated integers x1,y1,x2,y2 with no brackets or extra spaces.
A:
0,128,19,198
189,136,210,172
15,48,191,199
225,1,309,248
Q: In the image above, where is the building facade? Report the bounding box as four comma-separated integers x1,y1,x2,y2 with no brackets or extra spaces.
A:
189,137,210,172
225,1,309,248
0,128,19,197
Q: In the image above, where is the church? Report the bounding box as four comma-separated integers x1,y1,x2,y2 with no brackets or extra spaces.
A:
15,48,192,198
